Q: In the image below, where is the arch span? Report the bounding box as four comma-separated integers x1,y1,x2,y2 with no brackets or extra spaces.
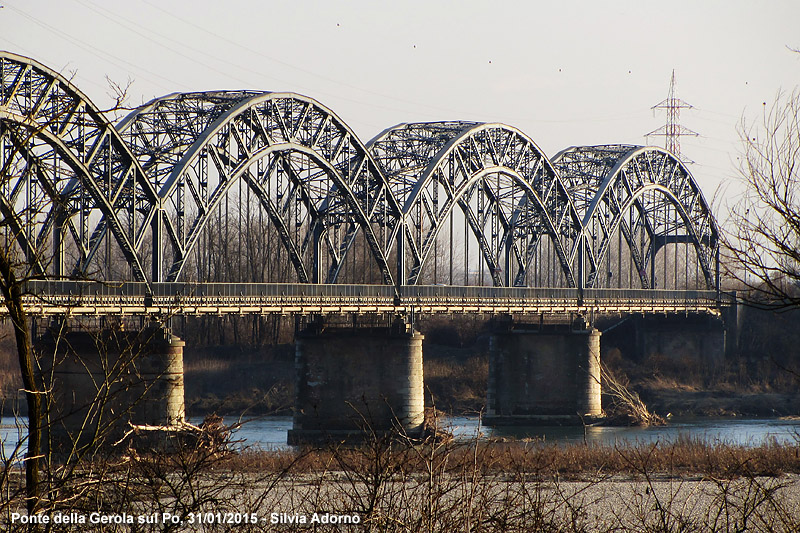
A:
0,51,158,282
369,122,584,286
554,145,718,289
1,51,722,294
122,91,403,283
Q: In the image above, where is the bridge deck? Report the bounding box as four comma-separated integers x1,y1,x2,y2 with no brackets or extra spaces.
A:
12,281,727,317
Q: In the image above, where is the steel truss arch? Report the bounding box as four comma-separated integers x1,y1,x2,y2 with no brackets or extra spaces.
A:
129,91,402,283
1,51,722,295
554,145,718,289
369,122,584,286
0,51,157,282
117,91,265,188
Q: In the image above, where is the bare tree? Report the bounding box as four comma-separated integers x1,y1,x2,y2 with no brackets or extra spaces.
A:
0,238,41,513
0,58,133,513
725,87,800,310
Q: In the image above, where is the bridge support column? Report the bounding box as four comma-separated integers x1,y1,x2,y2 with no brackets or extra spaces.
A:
485,320,603,426
288,319,424,444
130,326,186,427
41,322,186,452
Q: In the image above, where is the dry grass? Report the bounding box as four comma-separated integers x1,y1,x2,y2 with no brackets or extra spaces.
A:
215,436,800,480
3,424,799,532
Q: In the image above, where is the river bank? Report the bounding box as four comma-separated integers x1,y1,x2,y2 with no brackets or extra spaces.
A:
640,386,800,418
5,387,798,420
3,433,800,531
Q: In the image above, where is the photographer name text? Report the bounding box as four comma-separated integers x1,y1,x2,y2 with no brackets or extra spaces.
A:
12,511,361,526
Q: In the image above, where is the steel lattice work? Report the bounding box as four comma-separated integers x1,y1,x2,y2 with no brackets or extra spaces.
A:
0,52,719,294
369,122,584,287
554,145,718,290
0,52,157,282
115,90,402,285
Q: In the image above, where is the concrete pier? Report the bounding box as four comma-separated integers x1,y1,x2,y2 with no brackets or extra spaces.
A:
288,321,424,444
128,327,186,427
485,321,603,426
41,323,186,451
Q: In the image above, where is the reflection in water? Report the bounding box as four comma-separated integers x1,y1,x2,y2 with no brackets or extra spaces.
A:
2,416,799,458
485,417,800,447
206,416,800,450
0,419,27,462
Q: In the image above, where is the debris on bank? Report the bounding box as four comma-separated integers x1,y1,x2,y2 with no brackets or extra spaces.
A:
116,414,233,454
601,363,666,427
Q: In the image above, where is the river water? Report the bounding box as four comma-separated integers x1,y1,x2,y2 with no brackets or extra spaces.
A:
2,416,798,458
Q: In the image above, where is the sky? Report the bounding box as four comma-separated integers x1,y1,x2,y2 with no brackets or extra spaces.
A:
2,0,799,216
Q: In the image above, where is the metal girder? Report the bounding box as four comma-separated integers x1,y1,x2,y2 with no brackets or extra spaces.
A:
369,122,582,287
17,280,723,317
124,91,402,284
1,51,721,297
0,52,156,283
554,145,719,289
117,91,264,191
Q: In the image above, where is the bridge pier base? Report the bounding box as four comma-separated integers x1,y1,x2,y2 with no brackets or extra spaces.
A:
484,320,603,426
287,319,424,444
40,322,186,452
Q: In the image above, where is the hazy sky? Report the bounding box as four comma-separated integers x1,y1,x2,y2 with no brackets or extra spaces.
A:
2,1,799,210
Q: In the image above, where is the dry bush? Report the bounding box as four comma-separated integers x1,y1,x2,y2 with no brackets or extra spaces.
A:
271,428,800,532
601,363,666,427
3,417,800,531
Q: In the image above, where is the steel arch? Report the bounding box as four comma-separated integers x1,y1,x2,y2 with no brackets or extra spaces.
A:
1,51,723,295
114,91,272,281
554,145,718,289
117,91,264,190
126,91,403,283
0,51,157,282
369,122,584,286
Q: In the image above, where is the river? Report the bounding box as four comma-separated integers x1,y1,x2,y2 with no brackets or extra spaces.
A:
2,416,798,458
228,416,800,450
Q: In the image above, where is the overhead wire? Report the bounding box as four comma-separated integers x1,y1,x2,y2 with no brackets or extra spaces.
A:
136,0,658,126
83,0,470,129
137,0,480,117
72,0,263,90
6,1,674,131
4,0,746,175
2,4,184,93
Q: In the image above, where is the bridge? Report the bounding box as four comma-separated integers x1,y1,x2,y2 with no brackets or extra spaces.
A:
0,51,729,444
21,281,720,316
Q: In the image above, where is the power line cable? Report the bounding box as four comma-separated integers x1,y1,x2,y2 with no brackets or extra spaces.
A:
4,4,183,92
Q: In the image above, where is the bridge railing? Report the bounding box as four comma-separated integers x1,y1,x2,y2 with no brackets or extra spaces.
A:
18,280,725,314
400,286,720,308
147,282,396,299
20,281,399,308
21,281,149,306
580,288,720,306
400,285,579,306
